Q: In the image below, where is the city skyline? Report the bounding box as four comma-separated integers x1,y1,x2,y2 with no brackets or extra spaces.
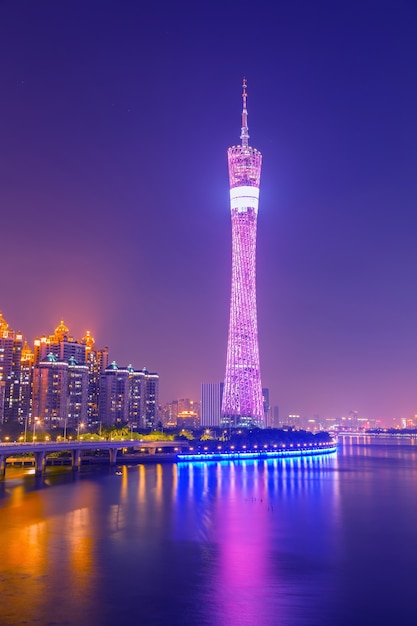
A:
0,311,160,430
2,1,417,423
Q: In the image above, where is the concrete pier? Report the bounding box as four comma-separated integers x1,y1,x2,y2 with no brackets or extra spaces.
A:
71,449,81,471
34,451,46,476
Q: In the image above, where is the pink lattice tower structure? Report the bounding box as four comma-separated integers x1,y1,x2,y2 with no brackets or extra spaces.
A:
221,79,264,428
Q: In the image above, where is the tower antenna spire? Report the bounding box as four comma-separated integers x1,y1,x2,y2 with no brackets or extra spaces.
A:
240,77,249,147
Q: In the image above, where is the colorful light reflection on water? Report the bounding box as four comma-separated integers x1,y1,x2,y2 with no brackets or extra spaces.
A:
1,446,417,625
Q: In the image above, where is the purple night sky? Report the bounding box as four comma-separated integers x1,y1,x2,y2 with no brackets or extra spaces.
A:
1,0,417,424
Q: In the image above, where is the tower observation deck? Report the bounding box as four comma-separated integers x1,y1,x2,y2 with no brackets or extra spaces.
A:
221,79,264,427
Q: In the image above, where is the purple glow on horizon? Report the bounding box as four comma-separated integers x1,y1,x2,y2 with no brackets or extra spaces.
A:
222,81,264,426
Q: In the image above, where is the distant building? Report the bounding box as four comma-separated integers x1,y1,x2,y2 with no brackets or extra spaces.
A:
287,414,301,429
271,405,280,428
306,418,318,432
262,387,271,426
177,410,199,429
201,383,223,427
162,401,179,427
162,398,200,429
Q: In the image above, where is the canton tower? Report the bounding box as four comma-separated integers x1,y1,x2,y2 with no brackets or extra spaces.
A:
221,79,264,427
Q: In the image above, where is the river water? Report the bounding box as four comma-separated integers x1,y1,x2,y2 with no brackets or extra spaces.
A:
1,441,416,626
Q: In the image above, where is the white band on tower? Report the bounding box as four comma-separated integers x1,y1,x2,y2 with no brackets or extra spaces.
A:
230,185,260,213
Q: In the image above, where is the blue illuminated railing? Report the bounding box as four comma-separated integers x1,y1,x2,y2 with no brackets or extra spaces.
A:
177,443,337,462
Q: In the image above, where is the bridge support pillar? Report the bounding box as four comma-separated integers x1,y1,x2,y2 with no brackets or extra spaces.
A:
34,451,46,476
109,448,118,465
71,449,81,471
0,455,6,479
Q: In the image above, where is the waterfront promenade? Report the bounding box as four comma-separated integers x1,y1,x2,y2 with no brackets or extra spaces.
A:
0,438,337,477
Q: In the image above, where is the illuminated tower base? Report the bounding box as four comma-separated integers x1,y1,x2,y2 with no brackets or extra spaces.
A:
221,80,264,428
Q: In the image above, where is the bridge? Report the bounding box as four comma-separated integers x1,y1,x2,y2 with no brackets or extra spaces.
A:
0,440,189,478
338,432,417,439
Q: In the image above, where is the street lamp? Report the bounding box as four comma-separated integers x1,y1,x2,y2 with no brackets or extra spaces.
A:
24,414,29,442
32,417,40,441
77,421,85,439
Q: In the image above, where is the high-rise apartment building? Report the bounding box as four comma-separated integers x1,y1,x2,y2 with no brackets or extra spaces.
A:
67,356,88,428
34,321,86,365
128,365,143,426
31,322,105,429
99,361,129,426
32,353,69,428
99,363,159,428
82,331,108,425
19,341,34,427
0,312,23,423
142,368,159,428
221,80,264,427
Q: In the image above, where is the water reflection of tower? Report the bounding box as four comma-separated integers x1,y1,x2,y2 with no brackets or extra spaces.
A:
222,79,264,428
